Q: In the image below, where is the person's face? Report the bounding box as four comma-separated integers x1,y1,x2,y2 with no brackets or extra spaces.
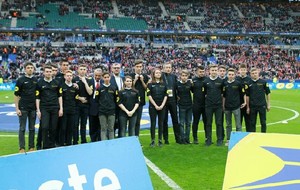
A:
94,71,102,82
64,72,73,83
251,70,259,80
135,63,142,74
163,64,172,74
112,64,121,75
61,62,69,72
197,69,205,78
124,78,133,88
52,67,58,77
209,67,218,78
180,73,188,82
44,68,52,79
25,65,34,76
227,71,235,81
78,66,87,77
239,68,247,77
102,74,110,84
218,68,226,78
154,69,162,80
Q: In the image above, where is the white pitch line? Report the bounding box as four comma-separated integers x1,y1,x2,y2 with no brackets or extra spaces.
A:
1,106,299,138
144,156,183,190
138,106,300,136
266,106,299,125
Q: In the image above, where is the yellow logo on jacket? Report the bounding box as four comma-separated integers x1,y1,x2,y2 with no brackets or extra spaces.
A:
223,132,300,190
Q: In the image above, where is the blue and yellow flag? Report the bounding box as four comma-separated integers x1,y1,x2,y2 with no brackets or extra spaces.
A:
223,132,300,190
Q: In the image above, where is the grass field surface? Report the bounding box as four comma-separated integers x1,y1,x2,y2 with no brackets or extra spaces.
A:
0,90,299,189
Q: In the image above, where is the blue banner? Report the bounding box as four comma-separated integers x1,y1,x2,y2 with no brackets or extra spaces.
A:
0,137,153,190
1,27,300,36
268,82,300,90
0,82,16,91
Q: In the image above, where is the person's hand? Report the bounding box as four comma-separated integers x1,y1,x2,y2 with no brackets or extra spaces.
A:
59,109,63,117
73,83,79,89
246,107,250,115
240,103,246,108
80,76,87,84
79,97,87,103
37,110,41,120
134,74,139,81
267,105,271,112
155,105,160,110
139,75,144,81
127,111,133,117
16,109,22,116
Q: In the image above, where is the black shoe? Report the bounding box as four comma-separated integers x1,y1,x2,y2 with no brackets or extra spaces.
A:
186,140,191,144
164,140,170,145
205,141,212,146
158,140,163,147
193,140,199,144
217,140,223,146
150,141,155,147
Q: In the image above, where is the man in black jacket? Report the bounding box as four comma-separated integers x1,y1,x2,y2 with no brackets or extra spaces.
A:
246,68,271,133
162,62,181,144
36,65,63,149
130,59,149,136
89,68,102,142
203,64,224,146
191,66,207,144
14,62,37,152
73,64,93,144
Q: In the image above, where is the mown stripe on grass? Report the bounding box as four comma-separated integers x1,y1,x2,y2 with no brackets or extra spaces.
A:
145,156,183,190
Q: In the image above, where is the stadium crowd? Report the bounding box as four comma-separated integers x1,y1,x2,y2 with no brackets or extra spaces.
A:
1,44,299,83
1,0,299,32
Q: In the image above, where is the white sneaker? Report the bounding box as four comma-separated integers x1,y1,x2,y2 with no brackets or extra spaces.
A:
225,140,229,146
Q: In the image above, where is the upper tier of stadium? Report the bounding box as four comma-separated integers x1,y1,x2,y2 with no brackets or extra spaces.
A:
0,0,299,33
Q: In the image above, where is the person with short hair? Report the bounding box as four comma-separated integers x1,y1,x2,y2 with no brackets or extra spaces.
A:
147,68,168,147
236,63,251,132
117,76,140,137
130,59,149,136
192,65,207,144
14,62,37,152
97,72,118,140
110,63,124,137
218,65,227,142
223,68,246,146
177,69,193,144
203,64,224,146
60,70,78,146
73,64,93,144
246,68,271,133
162,62,181,144
36,65,63,149
89,68,102,142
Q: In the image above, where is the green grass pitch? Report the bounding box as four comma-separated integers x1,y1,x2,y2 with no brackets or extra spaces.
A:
0,90,299,189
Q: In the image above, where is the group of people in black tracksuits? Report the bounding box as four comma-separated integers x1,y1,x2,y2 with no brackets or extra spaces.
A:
14,60,271,152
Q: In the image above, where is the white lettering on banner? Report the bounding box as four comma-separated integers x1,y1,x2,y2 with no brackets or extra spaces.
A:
94,169,121,190
68,164,87,190
38,164,121,190
39,180,64,190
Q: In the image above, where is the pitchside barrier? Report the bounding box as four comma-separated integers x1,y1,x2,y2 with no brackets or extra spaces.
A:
223,132,300,190
1,81,300,91
0,137,153,190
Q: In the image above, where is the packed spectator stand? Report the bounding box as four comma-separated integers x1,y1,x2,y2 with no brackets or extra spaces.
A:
0,0,299,83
